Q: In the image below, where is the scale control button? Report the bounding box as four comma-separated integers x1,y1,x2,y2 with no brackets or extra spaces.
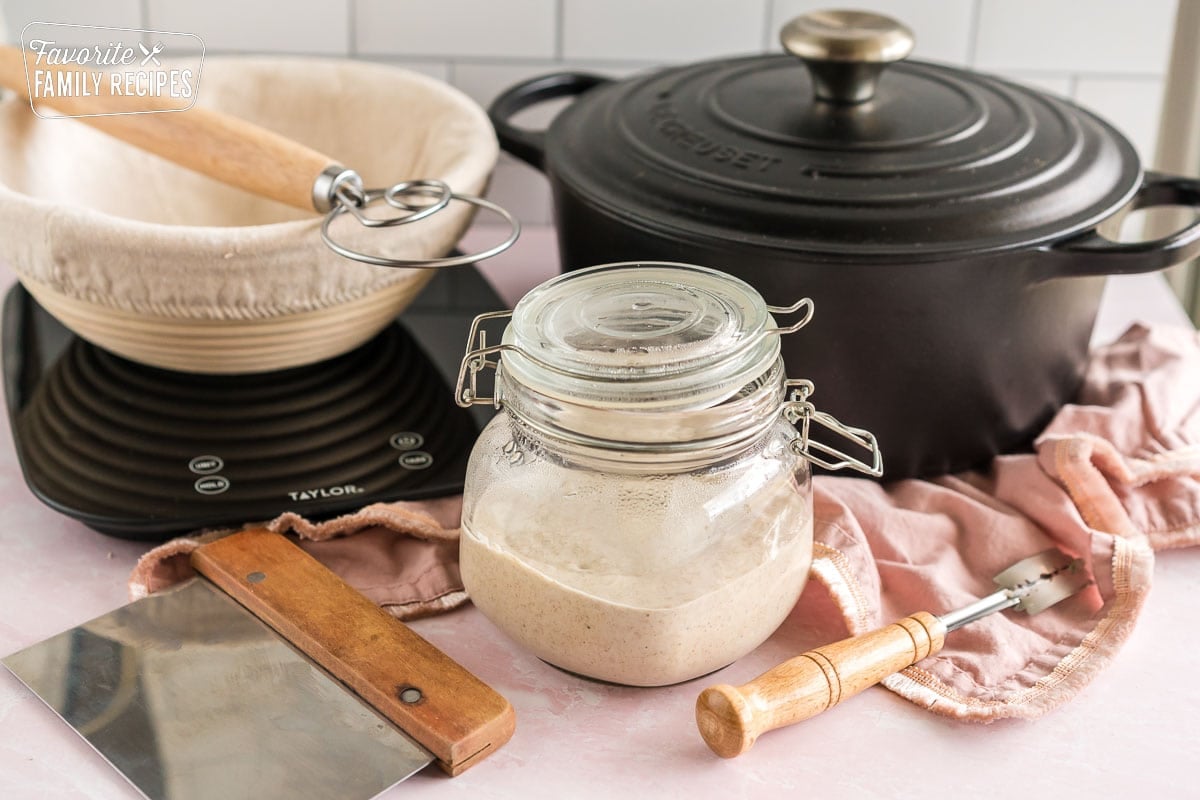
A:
194,476,231,495
389,432,425,452
189,455,224,475
398,451,433,470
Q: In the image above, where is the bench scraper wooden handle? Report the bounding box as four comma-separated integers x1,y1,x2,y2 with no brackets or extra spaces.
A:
191,529,515,775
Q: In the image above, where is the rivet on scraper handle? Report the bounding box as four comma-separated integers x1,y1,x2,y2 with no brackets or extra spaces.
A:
0,45,519,269
695,548,1091,758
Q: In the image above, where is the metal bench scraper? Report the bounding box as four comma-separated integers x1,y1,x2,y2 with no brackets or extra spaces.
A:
3,530,515,799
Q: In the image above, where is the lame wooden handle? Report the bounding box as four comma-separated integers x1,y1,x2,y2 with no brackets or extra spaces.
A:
696,612,947,758
191,529,515,775
0,45,338,211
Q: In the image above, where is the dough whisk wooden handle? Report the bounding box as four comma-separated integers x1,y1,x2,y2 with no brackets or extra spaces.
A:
696,612,946,758
0,44,522,267
0,44,344,212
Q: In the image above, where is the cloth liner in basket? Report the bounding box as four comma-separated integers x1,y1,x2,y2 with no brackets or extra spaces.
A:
0,57,497,373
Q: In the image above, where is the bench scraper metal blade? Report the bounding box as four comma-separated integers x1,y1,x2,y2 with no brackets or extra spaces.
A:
3,530,515,800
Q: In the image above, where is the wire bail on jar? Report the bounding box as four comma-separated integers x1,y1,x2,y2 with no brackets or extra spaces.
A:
456,310,516,408
783,380,883,476
455,315,882,476
455,260,882,478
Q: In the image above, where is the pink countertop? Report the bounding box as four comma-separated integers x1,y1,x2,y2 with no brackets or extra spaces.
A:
2,227,1199,799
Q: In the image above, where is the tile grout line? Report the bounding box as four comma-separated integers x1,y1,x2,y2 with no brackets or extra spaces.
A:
761,0,776,52
965,0,982,67
353,52,660,69
555,0,564,62
137,0,151,46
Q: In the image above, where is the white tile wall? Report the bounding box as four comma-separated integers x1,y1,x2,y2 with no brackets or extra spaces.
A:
0,0,140,44
365,58,451,84
488,154,555,226
0,0,1181,225
975,0,1177,74
356,0,557,59
1,0,140,34
145,0,349,55
1074,77,1167,162
561,0,765,62
452,60,642,125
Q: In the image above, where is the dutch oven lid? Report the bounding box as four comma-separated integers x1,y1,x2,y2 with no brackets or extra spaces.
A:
546,10,1143,259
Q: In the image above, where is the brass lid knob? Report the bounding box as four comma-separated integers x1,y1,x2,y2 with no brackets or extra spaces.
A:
780,10,915,104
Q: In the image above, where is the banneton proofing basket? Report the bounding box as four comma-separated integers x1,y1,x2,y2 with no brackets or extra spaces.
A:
0,57,498,373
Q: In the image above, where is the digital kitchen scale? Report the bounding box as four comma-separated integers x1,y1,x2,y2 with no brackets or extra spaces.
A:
2,267,502,541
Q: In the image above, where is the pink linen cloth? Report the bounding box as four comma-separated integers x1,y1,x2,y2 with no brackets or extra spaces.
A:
129,497,467,619
130,323,1200,720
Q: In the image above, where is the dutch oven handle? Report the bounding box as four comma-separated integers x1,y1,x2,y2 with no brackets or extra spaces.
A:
489,73,613,171
1039,171,1200,277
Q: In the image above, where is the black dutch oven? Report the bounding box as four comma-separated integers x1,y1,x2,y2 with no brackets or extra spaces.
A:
489,10,1200,480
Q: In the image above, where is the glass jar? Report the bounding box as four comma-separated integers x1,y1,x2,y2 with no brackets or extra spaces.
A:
455,263,880,686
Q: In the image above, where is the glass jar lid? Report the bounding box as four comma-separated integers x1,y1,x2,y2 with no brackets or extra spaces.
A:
499,262,803,411
456,261,882,475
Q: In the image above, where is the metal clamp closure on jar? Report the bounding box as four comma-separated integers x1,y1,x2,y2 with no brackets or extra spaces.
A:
784,379,882,475
455,263,882,477
455,298,812,408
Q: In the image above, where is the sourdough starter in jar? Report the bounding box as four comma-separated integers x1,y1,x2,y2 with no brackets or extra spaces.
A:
460,420,812,686
455,262,879,687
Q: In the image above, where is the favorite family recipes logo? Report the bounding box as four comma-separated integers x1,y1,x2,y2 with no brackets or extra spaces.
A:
19,22,204,118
